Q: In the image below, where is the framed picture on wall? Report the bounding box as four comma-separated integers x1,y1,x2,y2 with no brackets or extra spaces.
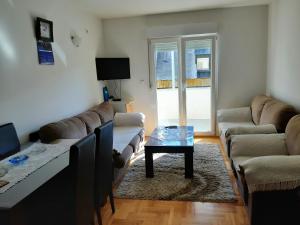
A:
35,17,54,42
37,41,54,65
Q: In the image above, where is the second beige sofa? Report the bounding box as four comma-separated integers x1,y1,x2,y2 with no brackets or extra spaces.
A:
217,95,296,155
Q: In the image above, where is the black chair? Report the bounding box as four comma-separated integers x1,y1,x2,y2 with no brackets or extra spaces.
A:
0,123,20,160
69,133,96,225
94,121,115,225
24,133,97,225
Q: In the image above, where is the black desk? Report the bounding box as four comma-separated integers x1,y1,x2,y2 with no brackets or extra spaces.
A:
0,150,70,225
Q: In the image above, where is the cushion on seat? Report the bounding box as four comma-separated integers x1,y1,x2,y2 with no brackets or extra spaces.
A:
251,95,272,125
89,102,114,123
75,111,101,134
285,115,300,155
120,145,134,166
138,129,145,142
259,99,296,132
129,135,141,152
39,117,87,143
230,133,288,158
218,122,256,136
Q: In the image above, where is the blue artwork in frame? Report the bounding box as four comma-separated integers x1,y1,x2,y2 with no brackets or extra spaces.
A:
37,41,54,65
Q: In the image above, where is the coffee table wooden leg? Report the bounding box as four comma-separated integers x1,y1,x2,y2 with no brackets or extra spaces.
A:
145,151,154,178
185,151,193,178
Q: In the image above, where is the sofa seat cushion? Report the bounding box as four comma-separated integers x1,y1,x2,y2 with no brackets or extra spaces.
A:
75,111,101,134
129,135,141,153
90,102,114,123
218,122,256,136
39,117,87,143
138,129,145,142
113,126,142,153
120,145,134,166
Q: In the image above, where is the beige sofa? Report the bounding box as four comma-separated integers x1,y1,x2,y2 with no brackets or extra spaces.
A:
217,95,296,155
38,102,145,183
230,115,300,225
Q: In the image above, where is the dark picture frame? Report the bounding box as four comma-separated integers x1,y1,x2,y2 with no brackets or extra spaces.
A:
35,17,54,42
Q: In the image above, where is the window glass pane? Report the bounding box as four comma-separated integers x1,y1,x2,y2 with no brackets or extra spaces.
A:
185,39,212,132
154,42,180,126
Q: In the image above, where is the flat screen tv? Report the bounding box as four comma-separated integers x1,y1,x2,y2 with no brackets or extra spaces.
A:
95,58,130,80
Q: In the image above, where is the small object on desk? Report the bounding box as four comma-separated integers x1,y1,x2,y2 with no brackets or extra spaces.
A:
9,155,29,166
0,166,8,177
165,126,178,129
0,180,9,188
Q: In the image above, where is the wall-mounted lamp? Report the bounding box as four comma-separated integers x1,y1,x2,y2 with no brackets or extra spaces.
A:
70,31,82,47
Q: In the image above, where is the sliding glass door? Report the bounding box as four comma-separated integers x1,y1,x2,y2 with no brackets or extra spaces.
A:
149,35,217,135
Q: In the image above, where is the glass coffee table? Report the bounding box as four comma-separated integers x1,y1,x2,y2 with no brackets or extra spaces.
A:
144,126,194,178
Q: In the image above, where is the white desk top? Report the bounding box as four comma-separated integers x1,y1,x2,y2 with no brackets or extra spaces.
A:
0,139,77,209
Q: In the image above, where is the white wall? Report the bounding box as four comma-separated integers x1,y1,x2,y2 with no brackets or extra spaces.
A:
267,0,300,110
0,0,104,143
103,6,268,135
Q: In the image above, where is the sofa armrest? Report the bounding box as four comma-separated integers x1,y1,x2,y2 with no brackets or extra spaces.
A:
240,156,300,193
114,112,145,127
230,133,287,158
111,101,127,113
217,107,252,123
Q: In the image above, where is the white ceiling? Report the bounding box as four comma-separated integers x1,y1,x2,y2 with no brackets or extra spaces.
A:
76,0,272,19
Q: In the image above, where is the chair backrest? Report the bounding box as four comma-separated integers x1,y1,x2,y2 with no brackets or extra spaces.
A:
94,120,114,206
69,133,96,225
285,115,300,155
0,123,20,160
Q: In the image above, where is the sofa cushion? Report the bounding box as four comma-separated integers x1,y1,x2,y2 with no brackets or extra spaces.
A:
129,135,141,153
113,126,142,153
230,133,287,158
90,102,114,123
75,111,101,134
39,117,87,143
251,95,272,125
138,129,145,142
218,122,256,136
286,115,300,155
259,100,296,132
120,145,134,166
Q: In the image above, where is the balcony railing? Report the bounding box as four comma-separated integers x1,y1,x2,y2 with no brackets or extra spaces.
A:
156,78,211,89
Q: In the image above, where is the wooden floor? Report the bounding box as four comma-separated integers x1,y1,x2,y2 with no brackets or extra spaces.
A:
101,137,249,225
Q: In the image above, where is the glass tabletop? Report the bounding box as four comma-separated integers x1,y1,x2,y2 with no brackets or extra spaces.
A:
145,126,194,147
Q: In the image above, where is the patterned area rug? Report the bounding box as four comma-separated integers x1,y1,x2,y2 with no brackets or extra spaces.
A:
115,143,237,202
